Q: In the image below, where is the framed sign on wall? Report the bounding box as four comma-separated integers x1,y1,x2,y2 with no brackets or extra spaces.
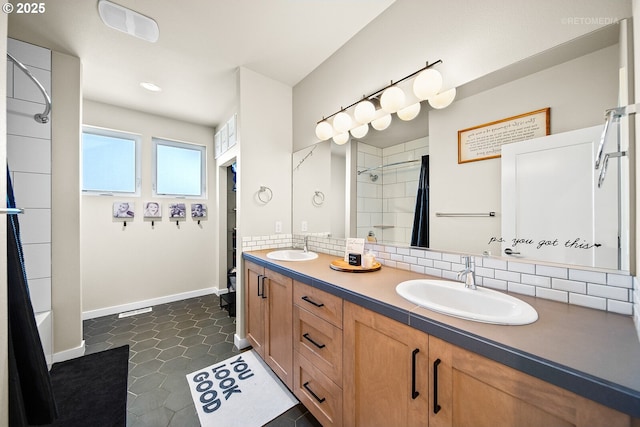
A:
458,108,550,164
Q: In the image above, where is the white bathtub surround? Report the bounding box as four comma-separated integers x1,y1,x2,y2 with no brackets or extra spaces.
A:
7,38,52,361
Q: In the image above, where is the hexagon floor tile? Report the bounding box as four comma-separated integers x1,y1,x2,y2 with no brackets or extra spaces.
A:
83,294,321,427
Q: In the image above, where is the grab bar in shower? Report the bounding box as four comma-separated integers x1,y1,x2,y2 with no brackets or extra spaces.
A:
7,52,51,124
0,208,24,215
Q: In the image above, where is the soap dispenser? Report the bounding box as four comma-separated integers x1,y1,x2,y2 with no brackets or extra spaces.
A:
362,250,376,269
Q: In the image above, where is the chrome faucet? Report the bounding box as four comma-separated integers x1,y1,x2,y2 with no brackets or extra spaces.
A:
303,235,309,253
457,256,477,290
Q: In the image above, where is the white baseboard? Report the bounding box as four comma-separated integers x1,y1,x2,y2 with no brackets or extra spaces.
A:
82,287,219,320
52,340,86,363
235,334,251,350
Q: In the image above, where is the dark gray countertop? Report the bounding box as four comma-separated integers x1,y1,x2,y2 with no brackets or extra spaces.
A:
243,250,640,418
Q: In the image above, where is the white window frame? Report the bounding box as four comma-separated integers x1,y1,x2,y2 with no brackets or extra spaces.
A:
152,137,207,198
81,125,141,196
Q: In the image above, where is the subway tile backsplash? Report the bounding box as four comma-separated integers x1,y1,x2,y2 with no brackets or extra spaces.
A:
243,234,637,319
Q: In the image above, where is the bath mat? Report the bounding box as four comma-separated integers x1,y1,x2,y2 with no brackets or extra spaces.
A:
186,349,298,427
47,345,129,426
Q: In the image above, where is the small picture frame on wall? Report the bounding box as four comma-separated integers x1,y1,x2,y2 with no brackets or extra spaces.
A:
113,201,134,218
143,201,162,218
191,203,207,218
169,203,186,218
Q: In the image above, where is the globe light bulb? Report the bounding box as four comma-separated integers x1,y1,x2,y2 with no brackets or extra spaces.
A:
332,111,353,133
332,132,349,145
350,123,369,139
371,114,392,131
397,102,421,121
354,99,376,124
428,88,457,109
380,86,405,113
413,68,443,100
315,121,333,140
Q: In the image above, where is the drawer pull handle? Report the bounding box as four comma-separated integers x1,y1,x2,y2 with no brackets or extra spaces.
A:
433,358,442,414
303,381,326,403
303,333,326,349
411,348,420,399
301,295,324,307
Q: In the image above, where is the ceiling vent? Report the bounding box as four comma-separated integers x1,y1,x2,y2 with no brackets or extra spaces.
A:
98,0,159,43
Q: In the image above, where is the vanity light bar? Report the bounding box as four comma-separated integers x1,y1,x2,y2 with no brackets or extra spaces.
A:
316,60,443,125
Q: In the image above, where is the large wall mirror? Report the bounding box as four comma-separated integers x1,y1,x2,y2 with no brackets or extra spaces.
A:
292,22,633,273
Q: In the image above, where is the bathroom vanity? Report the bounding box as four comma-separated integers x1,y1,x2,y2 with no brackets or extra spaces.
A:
243,250,640,426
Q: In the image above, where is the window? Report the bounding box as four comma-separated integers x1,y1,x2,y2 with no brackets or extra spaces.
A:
82,127,141,194
153,138,206,197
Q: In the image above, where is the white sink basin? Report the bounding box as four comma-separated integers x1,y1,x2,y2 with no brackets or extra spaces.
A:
396,279,538,325
266,249,319,262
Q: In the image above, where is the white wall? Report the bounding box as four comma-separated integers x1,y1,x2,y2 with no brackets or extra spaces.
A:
81,100,217,317
235,67,292,344
51,51,83,358
429,45,618,254
237,67,292,238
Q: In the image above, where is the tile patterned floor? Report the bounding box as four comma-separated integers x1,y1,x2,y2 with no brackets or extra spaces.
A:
83,294,321,427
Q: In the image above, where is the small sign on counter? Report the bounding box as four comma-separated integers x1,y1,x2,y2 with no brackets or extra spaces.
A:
344,238,365,263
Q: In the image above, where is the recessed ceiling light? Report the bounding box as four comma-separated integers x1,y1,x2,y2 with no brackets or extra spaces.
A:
98,0,159,43
140,82,162,92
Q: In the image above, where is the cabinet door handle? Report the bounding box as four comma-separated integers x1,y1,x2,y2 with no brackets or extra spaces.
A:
303,333,326,349
303,381,326,403
433,358,442,414
411,348,420,399
260,275,267,299
301,295,324,307
257,275,263,297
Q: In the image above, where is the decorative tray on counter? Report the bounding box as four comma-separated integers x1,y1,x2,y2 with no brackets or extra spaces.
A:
330,259,382,273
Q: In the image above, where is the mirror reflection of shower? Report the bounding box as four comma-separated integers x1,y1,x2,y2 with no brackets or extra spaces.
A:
356,138,428,245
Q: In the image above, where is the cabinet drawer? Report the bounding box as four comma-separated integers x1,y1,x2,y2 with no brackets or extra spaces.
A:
293,280,343,328
294,305,342,386
294,352,343,427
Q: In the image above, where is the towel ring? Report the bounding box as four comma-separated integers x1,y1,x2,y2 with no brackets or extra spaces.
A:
312,190,325,206
258,186,273,204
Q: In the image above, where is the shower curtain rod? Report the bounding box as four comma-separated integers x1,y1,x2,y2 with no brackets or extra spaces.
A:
357,158,421,175
7,52,51,124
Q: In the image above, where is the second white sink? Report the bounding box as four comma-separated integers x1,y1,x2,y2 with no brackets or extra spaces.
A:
266,249,318,261
396,279,538,325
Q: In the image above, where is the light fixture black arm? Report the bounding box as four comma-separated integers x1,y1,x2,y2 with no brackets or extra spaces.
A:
317,59,443,123
7,52,52,124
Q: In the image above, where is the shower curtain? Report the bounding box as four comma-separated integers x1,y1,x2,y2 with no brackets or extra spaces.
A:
410,155,429,248
7,167,57,425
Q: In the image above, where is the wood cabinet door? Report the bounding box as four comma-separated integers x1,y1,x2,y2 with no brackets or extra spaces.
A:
264,268,294,389
244,261,265,357
343,301,429,427
429,336,633,427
